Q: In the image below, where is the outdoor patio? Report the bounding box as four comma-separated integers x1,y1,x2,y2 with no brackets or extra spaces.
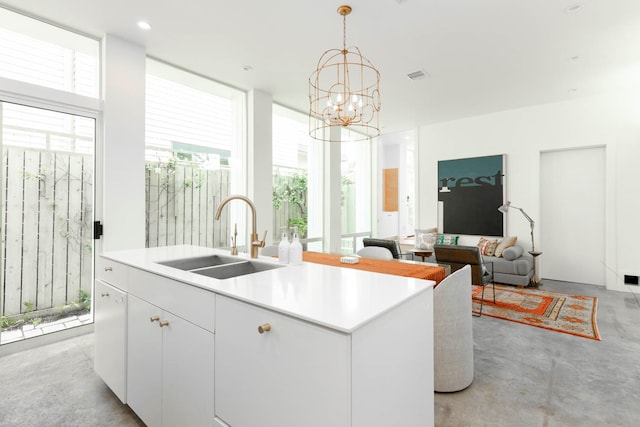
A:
0,313,93,345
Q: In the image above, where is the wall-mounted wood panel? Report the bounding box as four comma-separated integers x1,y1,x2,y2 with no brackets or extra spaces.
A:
383,168,398,212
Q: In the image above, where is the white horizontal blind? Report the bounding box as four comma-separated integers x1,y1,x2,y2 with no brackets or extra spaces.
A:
0,21,98,98
145,74,233,161
272,113,309,169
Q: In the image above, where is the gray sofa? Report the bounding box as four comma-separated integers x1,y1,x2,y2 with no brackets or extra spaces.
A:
434,244,533,287
481,245,533,286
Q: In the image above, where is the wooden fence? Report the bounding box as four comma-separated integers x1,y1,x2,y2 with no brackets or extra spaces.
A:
146,162,231,249
1,147,93,317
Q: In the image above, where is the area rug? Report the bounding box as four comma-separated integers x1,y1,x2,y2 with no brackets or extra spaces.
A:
471,284,601,340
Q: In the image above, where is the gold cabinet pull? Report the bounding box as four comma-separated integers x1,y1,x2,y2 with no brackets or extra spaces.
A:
150,315,160,323
104,266,113,272
101,292,109,297
159,320,170,328
258,323,271,334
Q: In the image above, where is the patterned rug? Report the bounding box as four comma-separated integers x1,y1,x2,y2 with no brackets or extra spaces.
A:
472,284,601,340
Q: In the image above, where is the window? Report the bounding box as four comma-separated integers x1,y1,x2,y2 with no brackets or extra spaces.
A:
341,133,372,253
0,8,99,98
144,59,246,249
272,105,323,251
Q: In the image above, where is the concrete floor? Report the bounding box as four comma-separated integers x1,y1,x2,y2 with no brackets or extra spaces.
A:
0,280,638,426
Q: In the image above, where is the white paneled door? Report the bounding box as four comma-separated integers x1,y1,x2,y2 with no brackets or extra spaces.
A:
540,146,605,285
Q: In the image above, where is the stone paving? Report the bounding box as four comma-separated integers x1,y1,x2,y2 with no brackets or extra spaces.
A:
0,313,93,345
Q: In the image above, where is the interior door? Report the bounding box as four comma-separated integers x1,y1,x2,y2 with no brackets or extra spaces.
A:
540,146,605,285
0,101,95,345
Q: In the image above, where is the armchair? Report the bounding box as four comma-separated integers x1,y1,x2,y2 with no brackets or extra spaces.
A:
433,244,495,317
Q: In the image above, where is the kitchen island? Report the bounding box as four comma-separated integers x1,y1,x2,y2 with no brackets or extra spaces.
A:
95,245,434,427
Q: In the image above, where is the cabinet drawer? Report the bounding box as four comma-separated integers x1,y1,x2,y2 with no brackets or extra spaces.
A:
128,267,215,332
96,257,128,291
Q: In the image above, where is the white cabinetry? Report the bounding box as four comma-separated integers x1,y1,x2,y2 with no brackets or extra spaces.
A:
94,279,127,403
94,257,129,403
215,291,433,427
127,269,215,427
214,295,351,427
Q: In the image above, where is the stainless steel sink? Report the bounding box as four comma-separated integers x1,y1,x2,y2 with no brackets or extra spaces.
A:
156,254,241,271
191,260,282,280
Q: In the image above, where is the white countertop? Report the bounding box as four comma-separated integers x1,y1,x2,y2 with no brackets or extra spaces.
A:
101,245,434,333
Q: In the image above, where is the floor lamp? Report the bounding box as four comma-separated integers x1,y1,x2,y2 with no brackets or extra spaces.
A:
498,201,542,286
498,201,535,251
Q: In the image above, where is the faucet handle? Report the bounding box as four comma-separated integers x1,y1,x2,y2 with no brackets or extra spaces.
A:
259,230,267,247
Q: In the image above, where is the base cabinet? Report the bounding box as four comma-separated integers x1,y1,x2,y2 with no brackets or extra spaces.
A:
214,295,351,427
127,294,215,427
94,280,127,403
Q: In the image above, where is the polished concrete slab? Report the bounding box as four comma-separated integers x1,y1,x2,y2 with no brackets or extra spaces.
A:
436,280,640,426
0,280,638,426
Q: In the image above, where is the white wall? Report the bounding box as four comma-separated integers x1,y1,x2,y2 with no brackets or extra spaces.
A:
418,89,640,293
101,35,146,251
377,130,416,238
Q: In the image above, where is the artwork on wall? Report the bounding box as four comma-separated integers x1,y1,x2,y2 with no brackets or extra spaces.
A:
438,154,505,236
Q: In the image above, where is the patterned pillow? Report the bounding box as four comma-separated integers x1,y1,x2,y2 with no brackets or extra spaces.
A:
494,236,517,257
477,237,498,256
437,234,459,245
415,229,437,250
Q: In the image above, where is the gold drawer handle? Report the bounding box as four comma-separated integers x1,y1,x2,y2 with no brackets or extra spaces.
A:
159,320,170,328
101,292,110,297
104,266,113,272
258,323,271,334
150,316,160,323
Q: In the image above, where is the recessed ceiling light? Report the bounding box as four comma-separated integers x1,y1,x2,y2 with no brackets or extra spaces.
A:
564,4,584,14
137,21,152,30
570,55,580,61
241,65,253,72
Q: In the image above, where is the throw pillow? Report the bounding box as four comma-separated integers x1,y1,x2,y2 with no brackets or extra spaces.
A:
437,234,459,245
494,236,517,257
415,229,437,250
477,237,498,256
503,245,524,261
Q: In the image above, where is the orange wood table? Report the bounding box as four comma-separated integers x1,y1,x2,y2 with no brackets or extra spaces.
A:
302,251,446,285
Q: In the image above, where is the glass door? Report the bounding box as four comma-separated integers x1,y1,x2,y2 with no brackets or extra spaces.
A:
0,101,95,345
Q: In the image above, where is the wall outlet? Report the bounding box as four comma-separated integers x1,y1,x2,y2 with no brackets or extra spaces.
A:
624,275,639,285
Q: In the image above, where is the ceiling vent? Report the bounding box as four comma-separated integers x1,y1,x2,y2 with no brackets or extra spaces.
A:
407,70,428,80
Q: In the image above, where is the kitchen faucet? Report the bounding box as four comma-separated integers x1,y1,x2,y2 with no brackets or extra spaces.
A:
214,195,266,258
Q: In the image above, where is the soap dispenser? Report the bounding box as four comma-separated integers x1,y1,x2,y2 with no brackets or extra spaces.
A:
278,226,290,264
288,226,303,265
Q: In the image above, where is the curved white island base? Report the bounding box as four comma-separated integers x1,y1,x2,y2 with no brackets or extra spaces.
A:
94,245,434,427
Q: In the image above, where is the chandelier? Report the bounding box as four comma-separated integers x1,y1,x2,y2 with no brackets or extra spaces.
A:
309,5,381,142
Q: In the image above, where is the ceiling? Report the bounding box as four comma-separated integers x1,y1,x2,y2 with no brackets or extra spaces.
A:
1,0,640,134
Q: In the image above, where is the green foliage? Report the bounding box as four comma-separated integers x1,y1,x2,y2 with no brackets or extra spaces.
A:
1,315,17,329
273,172,308,238
72,289,91,311
23,301,35,312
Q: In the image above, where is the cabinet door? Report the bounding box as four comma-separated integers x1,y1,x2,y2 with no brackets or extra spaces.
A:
127,295,162,427
162,312,215,427
94,280,127,403
215,296,351,427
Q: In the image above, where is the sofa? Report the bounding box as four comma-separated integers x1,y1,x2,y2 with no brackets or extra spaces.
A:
434,243,533,286
482,245,534,286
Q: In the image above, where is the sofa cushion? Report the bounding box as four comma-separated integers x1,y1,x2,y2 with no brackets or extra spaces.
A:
477,237,498,256
485,254,533,276
495,236,517,257
415,229,437,250
503,245,523,261
437,234,459,245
